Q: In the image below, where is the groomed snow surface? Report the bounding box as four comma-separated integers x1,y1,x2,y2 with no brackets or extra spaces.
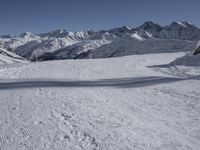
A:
0,52,200,150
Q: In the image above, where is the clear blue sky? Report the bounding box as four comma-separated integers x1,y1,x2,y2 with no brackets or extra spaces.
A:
0,0,199,35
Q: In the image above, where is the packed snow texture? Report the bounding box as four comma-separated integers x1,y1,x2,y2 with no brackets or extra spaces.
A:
0,52,200,150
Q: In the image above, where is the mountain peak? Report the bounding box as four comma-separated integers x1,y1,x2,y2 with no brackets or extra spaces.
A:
170,21,194,28
45,29,69,38
110,26,131,32
139,21,162,31
143,21,155,26
19,32,34,38
121,26,131,30
50,29,67,34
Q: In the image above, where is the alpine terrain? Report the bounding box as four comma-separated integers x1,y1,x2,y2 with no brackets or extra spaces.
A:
0,21,200,150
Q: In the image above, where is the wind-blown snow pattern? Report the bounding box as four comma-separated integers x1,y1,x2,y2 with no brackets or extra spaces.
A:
0,21,200,61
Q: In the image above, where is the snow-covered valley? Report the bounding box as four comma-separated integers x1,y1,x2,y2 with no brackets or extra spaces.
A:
0,52,200,150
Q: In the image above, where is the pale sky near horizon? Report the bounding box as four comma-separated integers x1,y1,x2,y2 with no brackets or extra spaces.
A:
0,0,199,35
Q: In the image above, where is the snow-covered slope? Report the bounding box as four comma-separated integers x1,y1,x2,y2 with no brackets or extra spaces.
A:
164,41,200,67
0,52,200,150
38,38,194,61
0,47,26,65
193,40,200,55
37,33,118,60
0,21,200,61
91,38,196,59
158,21,200,40
3,32,40,50
0,30,96,60
169,54,200,66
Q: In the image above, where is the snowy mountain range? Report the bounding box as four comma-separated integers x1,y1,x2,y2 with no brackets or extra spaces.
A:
0,21,200,61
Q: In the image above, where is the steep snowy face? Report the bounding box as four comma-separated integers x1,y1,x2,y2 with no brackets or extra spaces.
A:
130,32,144,41
175,21,193,28
2,30,96,60
130,30,154,40
14,38,78,60
138,21,162,30
3,32,40,51
193,41,200,55
38,33,117,61
105,26,131,37
158,21,200,40
137,21,163,38
0,48,26,65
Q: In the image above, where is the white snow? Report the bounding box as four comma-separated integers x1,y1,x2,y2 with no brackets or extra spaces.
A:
169,53,200,67
195,40,200,49
1,21,199,61
0,52,200,150
145,31,153,38
131,32,144,41
124,25,131,30
0,48,27,65
176,21,187,27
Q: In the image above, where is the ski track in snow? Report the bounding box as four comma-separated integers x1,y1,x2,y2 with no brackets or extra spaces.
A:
0,53,200,150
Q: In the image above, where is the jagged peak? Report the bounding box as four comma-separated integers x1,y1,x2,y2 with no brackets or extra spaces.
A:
38,29,69,38
85,29,96,35
49,29,68,34
142,21,156,26
109,26,131,33
121,26,131,30
170,21,195,28
139,21,162,30
184,21,192,25
19,32,34,37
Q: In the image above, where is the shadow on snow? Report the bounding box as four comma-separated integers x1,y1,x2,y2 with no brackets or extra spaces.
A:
0,76,199,90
